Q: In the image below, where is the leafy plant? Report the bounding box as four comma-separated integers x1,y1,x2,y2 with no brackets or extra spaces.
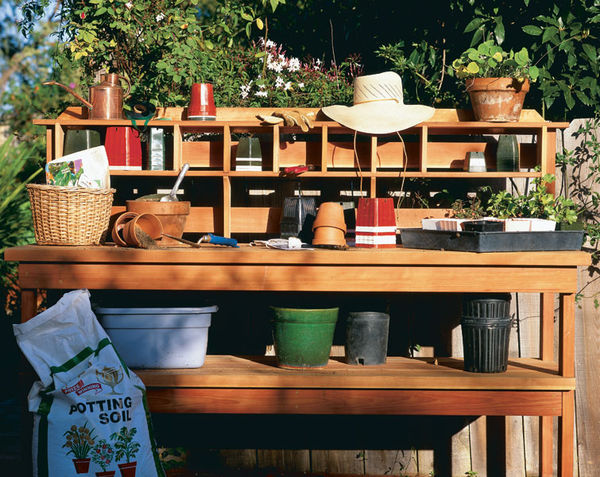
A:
63,424,96,459
110,426,140,463
92,439,114,471
452,40,539,82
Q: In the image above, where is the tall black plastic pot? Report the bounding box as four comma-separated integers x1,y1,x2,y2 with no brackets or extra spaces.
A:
461,294,512,373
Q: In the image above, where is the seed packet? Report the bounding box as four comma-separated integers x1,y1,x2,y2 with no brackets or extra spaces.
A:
45,146,110,188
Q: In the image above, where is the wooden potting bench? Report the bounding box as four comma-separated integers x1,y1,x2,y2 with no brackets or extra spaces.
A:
7,107,588,475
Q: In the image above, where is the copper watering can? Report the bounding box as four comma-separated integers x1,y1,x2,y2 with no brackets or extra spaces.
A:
44,73,131,120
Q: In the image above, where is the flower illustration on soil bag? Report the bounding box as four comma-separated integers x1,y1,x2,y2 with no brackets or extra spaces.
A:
63,423,97,473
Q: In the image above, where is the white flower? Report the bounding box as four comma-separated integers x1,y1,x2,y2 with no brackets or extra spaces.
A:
288,58,300,72
156,12,165,21
315,58,322,66
266,39,276,48
297,82,304,89
125,2,133,9
272,63,283,73
284,81,292,91
275,76,284,88
255,90,268,97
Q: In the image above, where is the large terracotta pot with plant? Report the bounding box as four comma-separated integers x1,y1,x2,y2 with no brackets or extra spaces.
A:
453,40,539,122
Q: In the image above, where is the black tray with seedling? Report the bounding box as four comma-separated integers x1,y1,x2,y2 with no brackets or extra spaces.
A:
399,229,585,253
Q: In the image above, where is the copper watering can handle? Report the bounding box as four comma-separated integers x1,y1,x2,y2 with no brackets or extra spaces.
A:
119,75,131,99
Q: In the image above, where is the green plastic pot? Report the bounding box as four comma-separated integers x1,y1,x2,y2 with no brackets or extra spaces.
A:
271,307,339,368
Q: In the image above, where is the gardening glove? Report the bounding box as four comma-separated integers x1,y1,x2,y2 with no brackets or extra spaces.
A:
258,110,315,132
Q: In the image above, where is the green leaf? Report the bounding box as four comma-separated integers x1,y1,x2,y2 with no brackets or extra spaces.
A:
522,25,542,35
470,28,484,47
494,16,505,44
245,22,251,37
464,17,484,33
240,12,253,21
542,26,559,44
256,18,264,30
582,43,597,63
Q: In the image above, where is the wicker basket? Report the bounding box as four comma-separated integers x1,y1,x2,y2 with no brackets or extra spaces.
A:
27,184,115,245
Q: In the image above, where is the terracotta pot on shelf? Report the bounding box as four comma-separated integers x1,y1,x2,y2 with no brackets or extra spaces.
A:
466,77,529,122
312,202,347,248
111,212,138,247
123,213,163,248
126,200,190,246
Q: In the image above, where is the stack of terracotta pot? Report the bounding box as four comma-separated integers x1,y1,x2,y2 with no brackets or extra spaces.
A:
312,202,347,248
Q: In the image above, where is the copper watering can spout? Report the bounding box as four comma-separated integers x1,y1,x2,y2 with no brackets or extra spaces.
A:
43,73,131,120
43,81,93,109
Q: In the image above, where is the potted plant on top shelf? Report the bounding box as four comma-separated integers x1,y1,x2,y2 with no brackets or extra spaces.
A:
452,40,540,122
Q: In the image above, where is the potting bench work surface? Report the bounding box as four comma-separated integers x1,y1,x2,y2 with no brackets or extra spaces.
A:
6,244,590,476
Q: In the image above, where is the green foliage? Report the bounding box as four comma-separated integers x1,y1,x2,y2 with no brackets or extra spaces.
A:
557,117,600,261
0,141,42,313
452,40,539,82
376,41,456,107
18,0,288,106
451,175,578,224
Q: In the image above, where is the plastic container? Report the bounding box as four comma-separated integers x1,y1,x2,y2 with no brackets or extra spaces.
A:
95,306,218,368
400,228,584,252
271,307,338,368
345,312,390,365
461,295,511,373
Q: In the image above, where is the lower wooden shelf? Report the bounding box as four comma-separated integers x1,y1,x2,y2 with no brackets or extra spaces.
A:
137,356,571,416
136,355,573,391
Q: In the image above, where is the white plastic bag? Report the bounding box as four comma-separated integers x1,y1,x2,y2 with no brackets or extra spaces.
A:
13,289,164,477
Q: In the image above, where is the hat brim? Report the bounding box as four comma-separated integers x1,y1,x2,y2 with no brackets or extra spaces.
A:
321,102,435,135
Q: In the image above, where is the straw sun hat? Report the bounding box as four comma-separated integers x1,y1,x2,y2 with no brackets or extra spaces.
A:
322,71,435,135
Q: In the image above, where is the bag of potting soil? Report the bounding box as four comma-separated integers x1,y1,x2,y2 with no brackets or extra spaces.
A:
13,289,164,477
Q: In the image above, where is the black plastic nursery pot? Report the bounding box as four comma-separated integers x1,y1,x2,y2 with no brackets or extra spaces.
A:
461,294,512,373
345,311,390,365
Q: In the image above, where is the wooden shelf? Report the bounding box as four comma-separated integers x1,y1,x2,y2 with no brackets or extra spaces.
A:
136,355,574,391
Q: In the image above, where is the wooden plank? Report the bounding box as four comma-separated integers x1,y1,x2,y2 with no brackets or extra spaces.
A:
272,125,280,172
470,417,487,476
173,124,182,170
7,245,589,267
134,356,572,391
420,126,428,172
539,416,554,477
223,125,231,172
181,140,223,168
320,125,328,172
575,268,600,477
146,389,563,415
364,449,416,475
487,416,506,477
311,450,364,474
559,293,575,377
45,127,53,162
558,391,574,477
257,450,310,472
540,293,555,360
16,263,582,294
223,175,231,237
54,124,64,158
20,289,38,322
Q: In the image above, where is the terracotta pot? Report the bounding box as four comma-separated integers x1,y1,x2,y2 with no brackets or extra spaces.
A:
118,461,137,477
72,458,91,474
312,202,347,233
466,77,529,122
111,212,138,246
312,225,346,247
123,213,163,247
95,471,116,477
126,200,190,246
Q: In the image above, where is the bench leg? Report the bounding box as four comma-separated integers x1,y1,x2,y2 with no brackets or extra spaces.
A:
558,390,574,477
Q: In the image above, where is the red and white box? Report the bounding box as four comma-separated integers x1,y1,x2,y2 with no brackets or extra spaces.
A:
355,198,397,248
104,126,142,170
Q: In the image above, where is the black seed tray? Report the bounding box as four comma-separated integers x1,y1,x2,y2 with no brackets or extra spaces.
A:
399,229,585,253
